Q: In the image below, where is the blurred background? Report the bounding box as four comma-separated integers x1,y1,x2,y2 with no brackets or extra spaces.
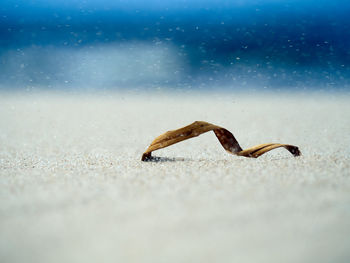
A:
1,0,349,91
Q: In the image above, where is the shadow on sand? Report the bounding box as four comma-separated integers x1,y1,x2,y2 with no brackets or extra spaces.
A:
142,156,190,162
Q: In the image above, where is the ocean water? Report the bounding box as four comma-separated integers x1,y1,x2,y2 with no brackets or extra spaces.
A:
0,0,349,91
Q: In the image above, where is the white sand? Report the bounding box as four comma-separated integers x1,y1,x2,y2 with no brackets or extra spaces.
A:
1,91,350,263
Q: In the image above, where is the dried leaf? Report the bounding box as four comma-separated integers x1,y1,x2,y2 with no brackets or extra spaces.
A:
142,121,301,161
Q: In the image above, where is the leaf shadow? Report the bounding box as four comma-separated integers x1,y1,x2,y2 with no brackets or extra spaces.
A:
142,156,189,162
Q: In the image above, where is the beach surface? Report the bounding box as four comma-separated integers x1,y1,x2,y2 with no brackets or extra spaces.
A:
1,91,350,263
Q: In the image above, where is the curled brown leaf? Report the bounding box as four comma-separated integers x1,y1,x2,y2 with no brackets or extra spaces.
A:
141,121,301,161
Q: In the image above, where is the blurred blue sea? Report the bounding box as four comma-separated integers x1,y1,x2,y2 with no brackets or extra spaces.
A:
1,0,349,91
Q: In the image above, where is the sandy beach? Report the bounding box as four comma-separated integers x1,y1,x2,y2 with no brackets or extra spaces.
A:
1,91,350,263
